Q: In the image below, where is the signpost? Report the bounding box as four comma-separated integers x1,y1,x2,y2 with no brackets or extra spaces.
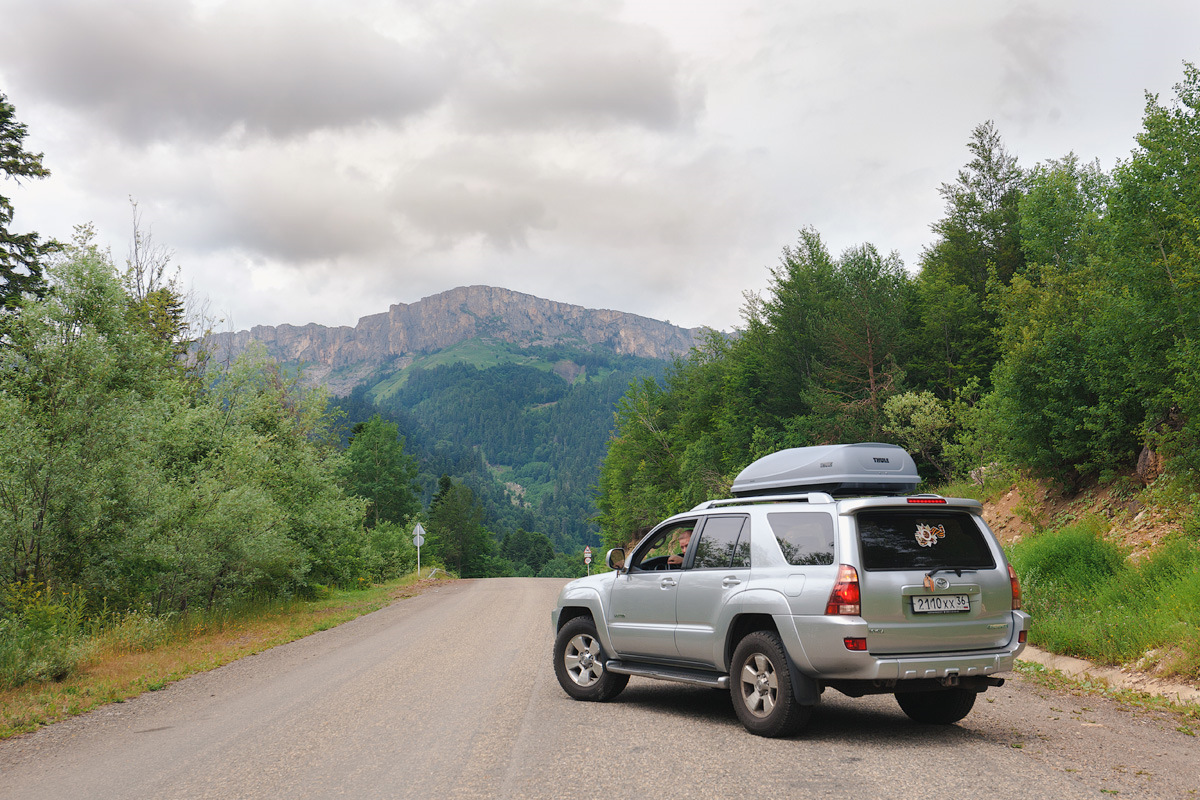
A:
583,545,592,575
413,522,426,575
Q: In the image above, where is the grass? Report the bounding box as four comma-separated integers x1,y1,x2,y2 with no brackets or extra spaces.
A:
367,338,561,402
0,569,450,740
1007,520,1200,680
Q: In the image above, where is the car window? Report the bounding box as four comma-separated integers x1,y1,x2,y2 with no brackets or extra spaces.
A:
628,521,696,570
768,512,835,566
856,510,996,571
690,516,750,569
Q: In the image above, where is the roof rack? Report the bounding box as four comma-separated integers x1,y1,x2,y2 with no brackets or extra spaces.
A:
691,492,835,511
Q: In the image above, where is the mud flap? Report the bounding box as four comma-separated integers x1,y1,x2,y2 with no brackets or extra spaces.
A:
784,649,821,705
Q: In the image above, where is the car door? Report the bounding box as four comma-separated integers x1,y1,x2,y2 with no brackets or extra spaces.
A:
675,515,750,665
606,520,696,659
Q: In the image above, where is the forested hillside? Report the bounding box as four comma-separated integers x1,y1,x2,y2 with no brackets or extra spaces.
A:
333,342,667,554
598,63,1200,550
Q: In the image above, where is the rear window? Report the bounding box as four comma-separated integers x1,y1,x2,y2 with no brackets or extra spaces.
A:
692,516,750,569
856,510,995,571
767,512,835,566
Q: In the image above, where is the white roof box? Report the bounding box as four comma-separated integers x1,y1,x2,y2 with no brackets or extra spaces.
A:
731,443,919,497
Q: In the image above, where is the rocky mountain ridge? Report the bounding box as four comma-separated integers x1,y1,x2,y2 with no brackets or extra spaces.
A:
209,285,706,394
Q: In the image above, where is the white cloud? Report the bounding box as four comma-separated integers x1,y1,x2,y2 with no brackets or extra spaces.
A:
2,0,1198,334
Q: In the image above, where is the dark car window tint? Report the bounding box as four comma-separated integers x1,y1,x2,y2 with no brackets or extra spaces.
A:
768,512,835,566
691,516,749,569
857,510,995,571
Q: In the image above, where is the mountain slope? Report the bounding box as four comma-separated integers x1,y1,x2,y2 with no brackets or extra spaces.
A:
210,285,704,395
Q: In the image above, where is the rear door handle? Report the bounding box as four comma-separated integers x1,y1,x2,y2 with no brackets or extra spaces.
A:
722,576,741,588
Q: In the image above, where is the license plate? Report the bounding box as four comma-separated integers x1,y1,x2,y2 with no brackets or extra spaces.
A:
912,594,969,613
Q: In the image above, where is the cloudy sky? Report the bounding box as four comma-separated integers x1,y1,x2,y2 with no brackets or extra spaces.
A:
2,0,1197,333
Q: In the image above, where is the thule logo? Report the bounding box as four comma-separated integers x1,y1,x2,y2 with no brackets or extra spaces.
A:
873,457,890,463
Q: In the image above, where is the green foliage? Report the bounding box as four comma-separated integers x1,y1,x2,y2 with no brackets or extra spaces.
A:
501,528,555,574
426,476,500,578
988,265,1143,485
597,63,1200,552
0,231,376,629
1008,519,1125,596
883,391,953,480
1107,62,1200,467
1008,526,1200,677
344,343,667,553
536,551,589,579
1018,154,1111,271
361,521,417,582
597,230,920,545
340,414,420,528
0,580,90,688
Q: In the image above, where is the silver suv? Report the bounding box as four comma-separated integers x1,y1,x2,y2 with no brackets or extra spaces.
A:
551,444,1031,737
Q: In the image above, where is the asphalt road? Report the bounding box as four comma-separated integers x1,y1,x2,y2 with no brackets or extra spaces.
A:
1,577,1196,799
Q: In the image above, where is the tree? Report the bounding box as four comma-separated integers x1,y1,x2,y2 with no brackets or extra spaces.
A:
1106,61,1200,463
1018,154,1110,272
341,414,420,528
0,230,172,587
810,243,912,440
883,391,954,481
1,92,56,312
501,528,555,574
922,120,1026,295
427,476,493,577
914,121,1025,394
123,199,191,361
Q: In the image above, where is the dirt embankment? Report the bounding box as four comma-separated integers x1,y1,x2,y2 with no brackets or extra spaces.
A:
983,480,1198,702
983,481,1184,557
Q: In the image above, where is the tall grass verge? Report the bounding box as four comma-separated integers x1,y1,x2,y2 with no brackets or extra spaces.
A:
0,569,449,739
0,581,92,689
1008,520,1200,679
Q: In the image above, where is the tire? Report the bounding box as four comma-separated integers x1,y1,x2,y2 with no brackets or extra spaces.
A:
553,616,629,702
895,688,977,724
729,631,812,738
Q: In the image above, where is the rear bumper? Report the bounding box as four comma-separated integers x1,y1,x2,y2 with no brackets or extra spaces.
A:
779,610,1032,681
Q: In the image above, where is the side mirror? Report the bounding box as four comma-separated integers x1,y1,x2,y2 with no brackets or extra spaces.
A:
606,547,626,571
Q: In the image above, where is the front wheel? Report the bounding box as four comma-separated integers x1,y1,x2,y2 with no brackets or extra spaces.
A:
895,688,977,724
553,616,629,702
729,631,811,737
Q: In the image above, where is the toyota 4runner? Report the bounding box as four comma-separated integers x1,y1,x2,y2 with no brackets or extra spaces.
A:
551,443,1031,737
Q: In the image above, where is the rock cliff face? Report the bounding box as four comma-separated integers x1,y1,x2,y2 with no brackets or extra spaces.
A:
209,285,705,394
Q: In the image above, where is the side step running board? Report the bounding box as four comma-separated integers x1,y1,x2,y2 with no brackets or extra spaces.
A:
605,660,729,689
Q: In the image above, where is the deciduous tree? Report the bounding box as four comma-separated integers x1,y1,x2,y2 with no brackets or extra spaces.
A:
341,414,420,528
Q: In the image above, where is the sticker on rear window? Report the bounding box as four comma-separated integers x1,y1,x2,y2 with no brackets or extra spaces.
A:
914,523,946,548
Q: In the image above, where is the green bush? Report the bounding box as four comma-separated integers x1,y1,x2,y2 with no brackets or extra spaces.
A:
1009,518,1124,596
0,581,91,688
1009,524,1200,677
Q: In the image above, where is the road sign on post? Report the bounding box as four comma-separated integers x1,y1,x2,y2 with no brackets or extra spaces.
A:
583,545,592,574
413,522,426,574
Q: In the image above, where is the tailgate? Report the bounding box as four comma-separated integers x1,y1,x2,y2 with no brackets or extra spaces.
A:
855,509,1015,655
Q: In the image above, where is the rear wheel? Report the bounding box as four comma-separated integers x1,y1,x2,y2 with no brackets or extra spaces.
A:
729,631,812,738
895,688,977,724
553,616,629,702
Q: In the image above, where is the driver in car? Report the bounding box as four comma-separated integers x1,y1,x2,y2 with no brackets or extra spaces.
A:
667,527,693,567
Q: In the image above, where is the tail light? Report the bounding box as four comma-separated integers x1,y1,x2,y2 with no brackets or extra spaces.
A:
1008,564,1021,610
825,564,861,615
